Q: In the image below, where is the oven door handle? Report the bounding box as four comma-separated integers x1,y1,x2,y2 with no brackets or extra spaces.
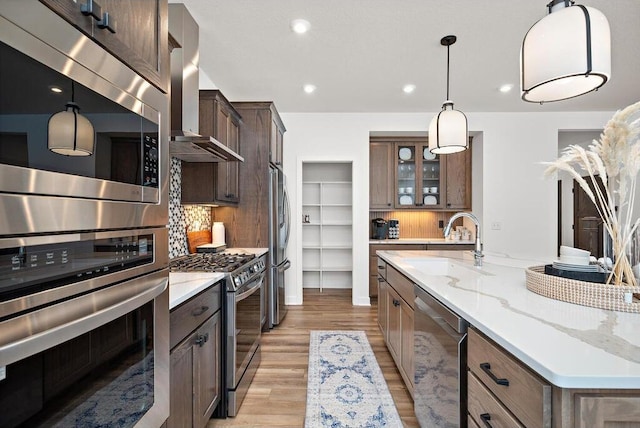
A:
0,269,168,367
235,274,264,302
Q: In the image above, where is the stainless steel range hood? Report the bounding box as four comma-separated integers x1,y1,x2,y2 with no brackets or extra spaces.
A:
170,131,244,162
168,4,243,163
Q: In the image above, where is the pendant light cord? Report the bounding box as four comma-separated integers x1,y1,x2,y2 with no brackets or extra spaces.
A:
446,43,450,101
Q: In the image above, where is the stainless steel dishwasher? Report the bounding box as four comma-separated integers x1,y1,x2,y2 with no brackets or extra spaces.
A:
414,285,468,428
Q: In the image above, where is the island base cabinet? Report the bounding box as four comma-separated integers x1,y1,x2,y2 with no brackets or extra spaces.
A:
377,277,388,334
379,264,414,397
468,372,524,428
467,327,551,428
469,327,640,428
552,387,640,428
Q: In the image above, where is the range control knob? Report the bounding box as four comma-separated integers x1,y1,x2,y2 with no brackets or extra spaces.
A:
234,276,241,286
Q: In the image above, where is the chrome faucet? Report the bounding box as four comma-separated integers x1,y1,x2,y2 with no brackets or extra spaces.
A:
444,212,483,267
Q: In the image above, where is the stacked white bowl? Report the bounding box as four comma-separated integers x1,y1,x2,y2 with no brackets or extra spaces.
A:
559,245,591,266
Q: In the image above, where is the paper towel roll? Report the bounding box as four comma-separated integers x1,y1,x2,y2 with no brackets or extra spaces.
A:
212,222,225,244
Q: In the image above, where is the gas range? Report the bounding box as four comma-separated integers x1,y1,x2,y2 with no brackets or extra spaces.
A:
169,252,266,291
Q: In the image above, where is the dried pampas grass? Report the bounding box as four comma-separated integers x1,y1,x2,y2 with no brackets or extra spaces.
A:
545,101,640,287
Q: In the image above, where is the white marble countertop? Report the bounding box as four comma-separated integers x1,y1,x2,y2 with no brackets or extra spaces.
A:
370,238,475,245
377,250,640,389
168,272,226,310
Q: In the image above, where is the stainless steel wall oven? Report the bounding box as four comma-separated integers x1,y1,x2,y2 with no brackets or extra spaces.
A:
0,2,170,427
0,229,169,427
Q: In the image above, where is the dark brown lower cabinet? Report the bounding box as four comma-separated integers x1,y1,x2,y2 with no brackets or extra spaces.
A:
168,284,222,428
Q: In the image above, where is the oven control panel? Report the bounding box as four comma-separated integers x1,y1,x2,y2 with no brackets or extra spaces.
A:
231,257,266,288
142,134,159,187
1,233,155,303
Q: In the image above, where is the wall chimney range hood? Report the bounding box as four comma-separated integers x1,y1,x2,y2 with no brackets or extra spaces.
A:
168,4,243,163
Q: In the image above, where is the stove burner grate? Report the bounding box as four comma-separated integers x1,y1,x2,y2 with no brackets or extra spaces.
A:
169,252,256,273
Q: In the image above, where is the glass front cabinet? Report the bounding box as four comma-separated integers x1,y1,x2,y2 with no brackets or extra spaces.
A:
395,142,444,209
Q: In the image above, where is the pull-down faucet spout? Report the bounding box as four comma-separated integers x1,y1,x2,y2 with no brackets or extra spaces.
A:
444,212,483,266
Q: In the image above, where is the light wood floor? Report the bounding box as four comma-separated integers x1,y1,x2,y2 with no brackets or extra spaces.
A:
209,289,419,428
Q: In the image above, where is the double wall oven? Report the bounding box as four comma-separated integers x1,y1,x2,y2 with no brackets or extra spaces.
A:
0,3,169,427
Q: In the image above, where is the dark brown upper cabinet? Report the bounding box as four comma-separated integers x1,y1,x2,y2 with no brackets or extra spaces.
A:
39,0,169,92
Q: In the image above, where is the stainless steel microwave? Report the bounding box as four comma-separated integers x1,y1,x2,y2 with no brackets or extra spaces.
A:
0,2,169,235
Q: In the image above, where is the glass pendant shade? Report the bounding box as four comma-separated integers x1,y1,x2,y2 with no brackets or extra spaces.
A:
521,2,611,103
429,102,468,154
48,102,95,156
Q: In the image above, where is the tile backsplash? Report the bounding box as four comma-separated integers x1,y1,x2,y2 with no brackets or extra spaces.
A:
169,158,212,258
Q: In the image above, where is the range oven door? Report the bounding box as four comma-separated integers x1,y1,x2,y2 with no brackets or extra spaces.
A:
226,271,264,416
228,272,264,387
0,269,170,428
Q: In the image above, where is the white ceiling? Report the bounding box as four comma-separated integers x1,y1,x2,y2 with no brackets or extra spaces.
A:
170,0,640,113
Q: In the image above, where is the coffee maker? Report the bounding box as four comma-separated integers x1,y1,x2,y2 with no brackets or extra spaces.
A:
371,218,388,240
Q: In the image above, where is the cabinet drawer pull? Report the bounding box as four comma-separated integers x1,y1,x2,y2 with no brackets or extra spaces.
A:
81,0,102,20
392,299,400,307
97,11,117,33
480,362,510,386
479,413,493,428
191,306,209,317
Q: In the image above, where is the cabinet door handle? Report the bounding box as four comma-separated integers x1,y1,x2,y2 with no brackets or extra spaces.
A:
387,203,391,206
480,362,510,386
191,306,209,317
479,413,493,428
195,333,209,347
97,11,117,33
81,0,102,20
392,299,400,307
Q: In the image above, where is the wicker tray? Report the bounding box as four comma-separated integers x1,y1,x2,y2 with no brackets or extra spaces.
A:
525,265,640,313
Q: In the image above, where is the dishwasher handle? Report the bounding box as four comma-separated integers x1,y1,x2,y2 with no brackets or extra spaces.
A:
414,285,468,335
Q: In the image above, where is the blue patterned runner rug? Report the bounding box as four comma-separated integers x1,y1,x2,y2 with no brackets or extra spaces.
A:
305,330,403,427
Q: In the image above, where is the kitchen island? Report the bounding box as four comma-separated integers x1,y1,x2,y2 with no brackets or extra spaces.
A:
377,250,640,427
369,239,475,296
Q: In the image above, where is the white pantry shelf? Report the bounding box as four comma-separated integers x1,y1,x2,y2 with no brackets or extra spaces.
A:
301,162,353,291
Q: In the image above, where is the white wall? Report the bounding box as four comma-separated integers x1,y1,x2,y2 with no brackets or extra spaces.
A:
281,111,614,306
557,131,602,249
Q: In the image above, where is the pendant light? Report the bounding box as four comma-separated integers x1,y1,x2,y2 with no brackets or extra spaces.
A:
48,81,95,156
429,35,468,155
521,0,611,103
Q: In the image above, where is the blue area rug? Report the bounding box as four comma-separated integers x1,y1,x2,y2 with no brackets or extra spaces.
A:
305,331,403,427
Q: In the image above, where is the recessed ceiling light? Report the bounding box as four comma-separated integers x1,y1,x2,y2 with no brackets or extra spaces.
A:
303,84,316,94
49,85,63,93
403,84,416,94
499,84,514,93
291,19,311,34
